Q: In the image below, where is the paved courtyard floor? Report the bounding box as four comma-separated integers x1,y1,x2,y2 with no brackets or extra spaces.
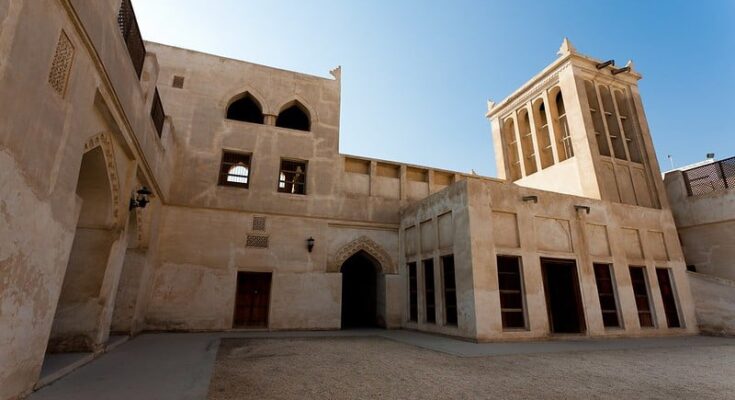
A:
31,330,735,400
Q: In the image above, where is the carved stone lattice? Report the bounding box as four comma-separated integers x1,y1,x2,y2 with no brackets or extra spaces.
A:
329,235,396,274
246,234,268,248
83,133,121,227
49,31,74,96
252,216,266,231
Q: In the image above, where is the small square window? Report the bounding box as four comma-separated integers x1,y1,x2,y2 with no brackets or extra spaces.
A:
278,159,307,195
172,75,184,88
219,151,251,188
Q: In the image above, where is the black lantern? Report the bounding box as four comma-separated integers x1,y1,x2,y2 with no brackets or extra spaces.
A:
307,237,315,253
129,186,153,210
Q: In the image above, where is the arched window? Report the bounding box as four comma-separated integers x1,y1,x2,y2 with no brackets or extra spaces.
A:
518,108,537,175
503,118,522,181
533,99,554,169
554,90,574,160
226,93,264,124
276,101,310,131
227,164,249,184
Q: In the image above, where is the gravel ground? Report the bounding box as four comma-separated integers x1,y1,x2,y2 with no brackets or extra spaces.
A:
207,337,735,400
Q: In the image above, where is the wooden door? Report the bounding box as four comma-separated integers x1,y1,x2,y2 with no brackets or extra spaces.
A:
233,272,272,328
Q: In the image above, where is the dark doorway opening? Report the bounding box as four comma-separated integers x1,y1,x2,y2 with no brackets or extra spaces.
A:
541,258,586,334
341,251,380,329
233,272,272,328
656,268,681,328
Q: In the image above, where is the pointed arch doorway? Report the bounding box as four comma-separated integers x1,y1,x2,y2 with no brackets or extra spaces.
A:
340,251,382,329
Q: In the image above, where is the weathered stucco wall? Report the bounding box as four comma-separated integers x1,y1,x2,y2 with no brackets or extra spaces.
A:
0,1,176,398
687,272,735,336
664,171,735,280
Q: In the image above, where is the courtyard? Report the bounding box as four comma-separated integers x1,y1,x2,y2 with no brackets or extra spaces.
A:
31,331,735,400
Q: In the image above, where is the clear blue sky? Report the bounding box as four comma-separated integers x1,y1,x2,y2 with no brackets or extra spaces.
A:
133,0,734,177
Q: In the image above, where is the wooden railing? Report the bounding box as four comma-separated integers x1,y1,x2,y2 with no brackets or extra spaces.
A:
117,0,146,78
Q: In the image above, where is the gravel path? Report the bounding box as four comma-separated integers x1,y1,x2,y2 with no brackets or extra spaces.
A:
207,336,735,399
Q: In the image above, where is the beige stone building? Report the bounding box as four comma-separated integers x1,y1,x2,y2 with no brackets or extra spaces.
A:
0,1,700,399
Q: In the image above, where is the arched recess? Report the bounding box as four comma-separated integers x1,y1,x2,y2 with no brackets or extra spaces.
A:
340,251,381,328
532,97,554,169
549,86,574,161
328,235,396,274
82,133,122,228
47,133,122,353
226,92,265,124
275,99,311,131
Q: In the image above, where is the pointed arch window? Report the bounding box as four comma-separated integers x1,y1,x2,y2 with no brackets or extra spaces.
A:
227,93,264,124
276,101,310,131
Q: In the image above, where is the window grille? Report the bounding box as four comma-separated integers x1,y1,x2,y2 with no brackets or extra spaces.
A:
278,160,307,195
48,31,74,96
252,216,266,231
246,235,268,248
172,75,185,88
219,151,251,188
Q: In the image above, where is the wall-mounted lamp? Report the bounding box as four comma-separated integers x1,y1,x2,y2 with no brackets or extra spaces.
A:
129,186,153,210
306,237,315,253
596,59,614,69
574,205,591,214
522,195,538,203
611,66,631,75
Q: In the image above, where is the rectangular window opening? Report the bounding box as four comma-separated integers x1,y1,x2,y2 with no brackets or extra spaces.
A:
219,151,251,188
278,159,307,195
656,268,681,328
593,263,620,328
497,255,526,330
629,266,654,328
423,258,436,324
172,75,185,88
408,262,418,322
442,255,457,326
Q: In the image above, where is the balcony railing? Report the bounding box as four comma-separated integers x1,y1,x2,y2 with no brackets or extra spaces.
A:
683,156,735,196
117,0,145,78
151,88,165,137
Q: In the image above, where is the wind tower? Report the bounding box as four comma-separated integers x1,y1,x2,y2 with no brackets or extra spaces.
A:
487,38,666,209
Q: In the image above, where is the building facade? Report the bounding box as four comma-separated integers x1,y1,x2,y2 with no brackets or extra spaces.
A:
0,2,698,399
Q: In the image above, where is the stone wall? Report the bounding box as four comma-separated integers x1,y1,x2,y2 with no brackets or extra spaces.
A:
0,1,176,398
687,272,735,336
